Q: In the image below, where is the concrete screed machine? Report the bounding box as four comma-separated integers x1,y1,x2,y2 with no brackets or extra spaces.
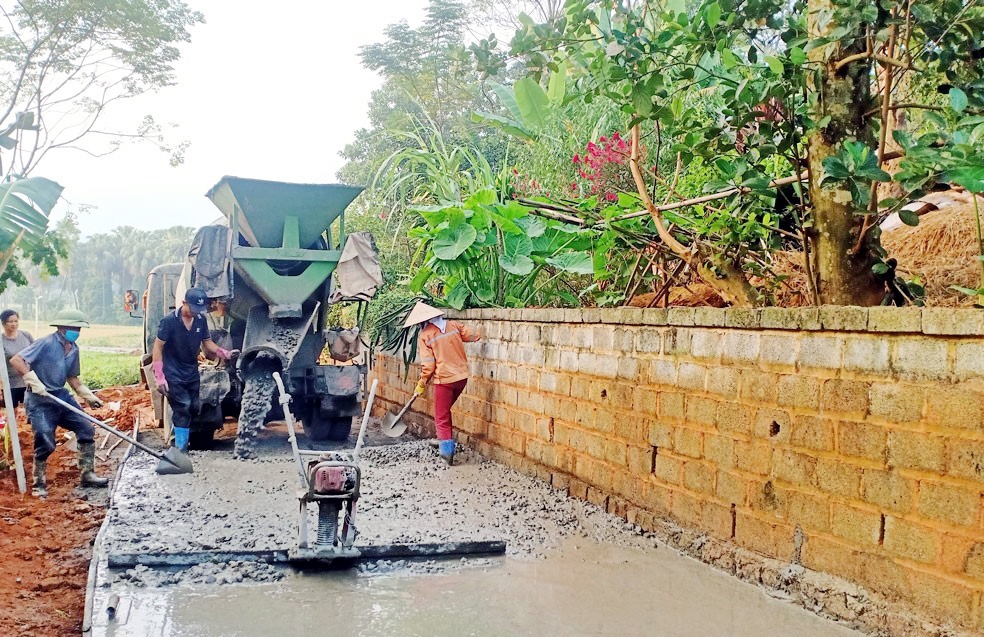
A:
138,176,383,556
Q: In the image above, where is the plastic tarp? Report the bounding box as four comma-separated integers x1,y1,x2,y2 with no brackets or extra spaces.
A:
198,367,231,407
328,232,382,303
326,328,362,362
188,225,233,299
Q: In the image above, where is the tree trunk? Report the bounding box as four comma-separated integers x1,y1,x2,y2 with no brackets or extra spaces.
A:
807,0,886,306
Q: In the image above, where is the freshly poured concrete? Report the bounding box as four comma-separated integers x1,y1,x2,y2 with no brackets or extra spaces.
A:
89,423,863,637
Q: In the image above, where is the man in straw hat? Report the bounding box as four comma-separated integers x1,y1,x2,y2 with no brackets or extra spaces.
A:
10,308,107,497
404,301,480,465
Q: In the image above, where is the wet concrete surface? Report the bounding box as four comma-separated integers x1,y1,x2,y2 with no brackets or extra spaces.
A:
89,420,863,636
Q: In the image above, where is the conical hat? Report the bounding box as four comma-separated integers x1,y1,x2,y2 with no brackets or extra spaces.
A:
403,302,445,328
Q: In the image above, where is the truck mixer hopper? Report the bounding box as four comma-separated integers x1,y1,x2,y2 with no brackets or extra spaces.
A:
206,176,364,319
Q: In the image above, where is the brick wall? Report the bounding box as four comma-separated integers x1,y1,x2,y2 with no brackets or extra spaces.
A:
372,306,984,632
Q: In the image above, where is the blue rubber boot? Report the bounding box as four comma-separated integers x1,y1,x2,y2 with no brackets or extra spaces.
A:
438,439,455,466
174,427,190,453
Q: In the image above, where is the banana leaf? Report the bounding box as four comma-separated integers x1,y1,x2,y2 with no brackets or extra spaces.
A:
0,177,63,275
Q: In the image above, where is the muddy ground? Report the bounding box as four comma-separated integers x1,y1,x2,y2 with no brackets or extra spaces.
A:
101,424,656,565
0,385,148,637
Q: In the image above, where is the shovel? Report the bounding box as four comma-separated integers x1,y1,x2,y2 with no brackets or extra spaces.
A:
47,394,193,475
381,394,418,438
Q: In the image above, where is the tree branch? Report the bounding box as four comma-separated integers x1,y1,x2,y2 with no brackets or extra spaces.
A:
628,124,692,259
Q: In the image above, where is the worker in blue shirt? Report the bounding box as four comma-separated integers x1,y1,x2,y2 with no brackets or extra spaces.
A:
152,287,238,452
10,308,107,498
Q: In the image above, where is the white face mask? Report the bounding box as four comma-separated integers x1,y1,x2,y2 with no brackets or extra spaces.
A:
428,316,447,333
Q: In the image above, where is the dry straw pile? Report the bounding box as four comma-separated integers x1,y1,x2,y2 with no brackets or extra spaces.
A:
882,201,982,307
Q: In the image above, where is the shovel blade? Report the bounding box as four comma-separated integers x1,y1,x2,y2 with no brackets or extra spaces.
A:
381,413,407,438
155,447,194,475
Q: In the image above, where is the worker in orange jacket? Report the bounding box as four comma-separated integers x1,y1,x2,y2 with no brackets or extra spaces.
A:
404,302,480,465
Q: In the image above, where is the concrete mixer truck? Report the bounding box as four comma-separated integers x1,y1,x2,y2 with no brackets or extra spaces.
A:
137,177,381,456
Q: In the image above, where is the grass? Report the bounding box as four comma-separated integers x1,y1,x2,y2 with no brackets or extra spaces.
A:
79,323,143,350
25,321,144,350
79,351,142,389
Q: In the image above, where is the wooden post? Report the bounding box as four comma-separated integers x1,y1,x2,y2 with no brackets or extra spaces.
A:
0,354,26,493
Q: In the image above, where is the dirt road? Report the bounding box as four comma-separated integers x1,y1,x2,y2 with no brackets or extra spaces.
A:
0,385,147,637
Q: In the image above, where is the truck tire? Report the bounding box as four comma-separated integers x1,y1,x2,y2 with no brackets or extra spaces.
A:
189,427,216,450
327,416,354,441
305,414,352,442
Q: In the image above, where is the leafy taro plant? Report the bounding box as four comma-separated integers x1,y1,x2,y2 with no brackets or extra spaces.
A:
409,186,596,308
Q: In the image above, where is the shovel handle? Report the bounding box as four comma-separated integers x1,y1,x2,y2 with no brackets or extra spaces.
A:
393,393,418,421
46,393,168,462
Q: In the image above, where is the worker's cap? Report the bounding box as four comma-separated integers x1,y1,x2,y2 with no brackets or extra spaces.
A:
184,287,209,315
403,301,444,328
50,307,90,329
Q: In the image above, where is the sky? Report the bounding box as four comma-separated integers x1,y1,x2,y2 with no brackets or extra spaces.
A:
41,0,429,237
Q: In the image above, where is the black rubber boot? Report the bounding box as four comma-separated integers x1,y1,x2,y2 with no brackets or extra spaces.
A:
32,459,47,498
79,442,109,488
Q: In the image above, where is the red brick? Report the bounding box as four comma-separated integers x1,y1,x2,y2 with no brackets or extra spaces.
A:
888,430,945,472
703,433,735,469
908,571,978,628
674,427,703,459
716,470,748,506
701,501,734,538
838,421,888,462
790,415,835,452
626,445,655,475
772,449,817,487
861,469,913,513
831,503,882,549
919,481,981,528
683,461,716,495
883,517,941,564
946,438,984,484
654,452,683,485
735,441,772,476
672,490,702,527
802,535,860,582
783,489,830,532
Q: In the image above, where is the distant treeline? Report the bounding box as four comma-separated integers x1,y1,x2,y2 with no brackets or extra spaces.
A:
0,224,196,325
